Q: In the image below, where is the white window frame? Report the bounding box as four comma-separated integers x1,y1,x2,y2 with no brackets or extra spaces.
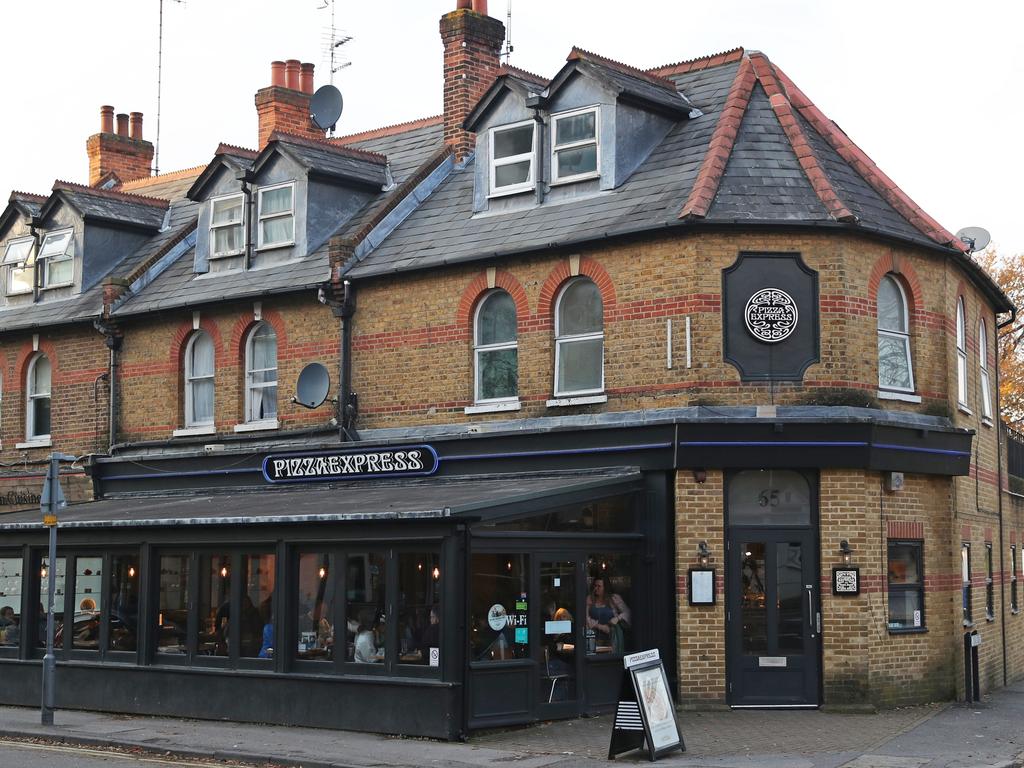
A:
184,331,215,428
473,290,519,405
256,183,295,251
4,237,35,296
550,106,600,185
25,353,51,442
956,298,968,407
979,319,992,422
244,321,278,425
877,275,914,394
553,276,604,398
38,228,75,290
209,193,245,259
488,119,536,198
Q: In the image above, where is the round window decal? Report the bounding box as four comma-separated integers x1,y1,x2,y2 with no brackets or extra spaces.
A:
744,287,798,343
487,603,508,631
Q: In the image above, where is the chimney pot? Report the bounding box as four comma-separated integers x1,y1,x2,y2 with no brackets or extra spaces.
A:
115,113,129,137
129,112,144,140
472,0,488,13
300,62,315,95
271,60,286,87
285,59,301,90
100,105,115,134
456,0,471,7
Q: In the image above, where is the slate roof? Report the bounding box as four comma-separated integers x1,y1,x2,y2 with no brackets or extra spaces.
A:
42,181,169,230
260,132,387,189
0,191,46,236
120,166,205,202
555,48,695,116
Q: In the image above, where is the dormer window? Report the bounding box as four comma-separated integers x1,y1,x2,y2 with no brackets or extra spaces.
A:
3,237,34,295
38,229,74,289
489,120,536,196
551,107,599,183
210,194,244,258
257,183,295,250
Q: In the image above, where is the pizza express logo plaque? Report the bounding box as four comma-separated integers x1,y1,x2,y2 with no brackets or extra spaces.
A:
744,288,799,343
262,445,439,483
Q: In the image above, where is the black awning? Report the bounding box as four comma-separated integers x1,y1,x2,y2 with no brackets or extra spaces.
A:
0,469,642,531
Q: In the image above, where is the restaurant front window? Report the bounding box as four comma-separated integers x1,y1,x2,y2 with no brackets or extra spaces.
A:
398,552,441,666
0,556,23,648
241,553,274,659
470,553,529,662
108,554,140,652
72,556,102,650
347,552,387,664
296,552,334,662
157,555,189,655
37,556,66,648
586,553,634,656
199,553,231,657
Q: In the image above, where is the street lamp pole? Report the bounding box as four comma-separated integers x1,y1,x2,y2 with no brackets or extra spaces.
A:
40,452,72,726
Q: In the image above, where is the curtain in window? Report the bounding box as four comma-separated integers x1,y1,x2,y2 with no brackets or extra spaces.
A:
555,278,603,395
260,187,294,247
188,332,214,425
475,291,518,401
876,276,913,391
247,323,278,421
28,355,52,437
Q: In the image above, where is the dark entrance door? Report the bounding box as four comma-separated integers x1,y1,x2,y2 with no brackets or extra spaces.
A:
725,470,820,707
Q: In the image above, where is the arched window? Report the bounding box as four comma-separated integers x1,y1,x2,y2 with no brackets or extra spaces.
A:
554,277,604,397
877,275,913,393
245,322,278,423
474,290,518,403
956,298,967,406
184,331,215,427
979,319,992,421
26,353,51,440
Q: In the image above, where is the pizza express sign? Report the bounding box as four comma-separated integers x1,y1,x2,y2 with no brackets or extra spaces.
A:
262,445,439,484
744,287,798,343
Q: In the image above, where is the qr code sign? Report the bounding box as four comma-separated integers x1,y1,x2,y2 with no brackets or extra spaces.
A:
833,568,859,594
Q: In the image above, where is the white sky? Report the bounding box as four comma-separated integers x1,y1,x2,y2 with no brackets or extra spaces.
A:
0,1,1020,255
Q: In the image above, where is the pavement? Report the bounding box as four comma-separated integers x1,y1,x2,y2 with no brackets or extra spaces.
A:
0,682,1022,768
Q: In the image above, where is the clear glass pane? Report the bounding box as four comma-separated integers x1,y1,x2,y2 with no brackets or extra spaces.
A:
240,554,275,658
72,556,103,650
555,112,596,145
878,334,912,390
213,225,242,255
0,557,23,648
586,554,633,656
198,554,231,657
740,543,767,654
477,292,517,345
962,546,972,621
261,216,294,246
558,279,603,335
728,470,811,526
877,276,906,332
8,266,32,294
957,353,967,402
191,380,214,424
32,396,51,438
558,338,602,394
494,160,531,188
32,356,51,394
776,542,803,653
469,553,529,661
493,124,533,159
347,552,387,664
37,557,66,649
888,589,922,629
556,145,598,178
979,323,988,365
47,257,73,286
478,348,518,401
981,370,992,418
190,333,214,378
212,197,243,225
541,560,576,702
4,239,32,264
296,553,334,661
107,555,139,652
397,553,442,666
40,231,71,258
887,543,922,585
250,324,277,370
156,555,189,654
249,385,277,421
260,187,292,216
487,495,634,533
956,302,966,347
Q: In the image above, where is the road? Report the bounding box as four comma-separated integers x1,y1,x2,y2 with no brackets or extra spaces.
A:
0,737,272,768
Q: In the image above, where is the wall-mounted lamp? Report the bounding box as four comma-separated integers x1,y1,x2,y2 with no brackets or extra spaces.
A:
692,469,707,484
839,539,853,565
697,540,711,566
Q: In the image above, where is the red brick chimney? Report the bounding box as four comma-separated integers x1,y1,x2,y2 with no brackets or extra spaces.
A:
86,105,154,186
255,59,323,149
440,0,505,161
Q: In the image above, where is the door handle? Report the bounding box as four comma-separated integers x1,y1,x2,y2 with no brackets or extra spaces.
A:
805,586,814,630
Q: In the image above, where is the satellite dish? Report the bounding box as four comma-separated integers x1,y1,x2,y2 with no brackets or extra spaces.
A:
956,226,991,253
310,85,343,132
294,362,331,409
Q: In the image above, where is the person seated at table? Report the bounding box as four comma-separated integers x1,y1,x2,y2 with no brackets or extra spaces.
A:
0,606,14,628
586,576,631,653
354,608,383,663
417,606,440,658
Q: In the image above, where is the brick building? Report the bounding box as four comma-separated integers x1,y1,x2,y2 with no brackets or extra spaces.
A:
0,0,1021,739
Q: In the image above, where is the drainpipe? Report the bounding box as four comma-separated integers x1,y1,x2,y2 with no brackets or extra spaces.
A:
236,169,256,271
339,280,359,442
29,216,43,303
93,320,122,453
995,309,1011,686
525,92,549,206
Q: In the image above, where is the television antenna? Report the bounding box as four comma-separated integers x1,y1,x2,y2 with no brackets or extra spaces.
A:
154,0,186,177
319,0,353,84
502,0,514,64
956,226,991,253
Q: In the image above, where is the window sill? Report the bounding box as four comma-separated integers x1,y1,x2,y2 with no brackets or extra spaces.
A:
233,419,279,433
15,438,52,450
957,403,973,415
963,620,976,628
465,401,521,415
487,184,534,200
256,241,295,252
981,417,993,428
550,171,600,187
40,283,74,292
546,394,608,408
1012,609,1020,616
888,626,928,635
986,616,996,623
172,425,216,438
208,251,244,260
877,390,921,403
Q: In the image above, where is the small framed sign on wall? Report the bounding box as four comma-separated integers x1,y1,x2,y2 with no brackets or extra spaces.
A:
832,567,860,596
688,568,716,605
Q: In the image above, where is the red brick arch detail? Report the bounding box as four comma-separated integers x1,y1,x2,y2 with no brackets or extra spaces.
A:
536,257,617,322
455,270,530,330
14,339,60,392
169,317,225,371
228,309,289,361
867,252,921,319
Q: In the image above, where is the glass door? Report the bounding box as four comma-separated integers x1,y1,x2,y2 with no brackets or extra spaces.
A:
537,558,578,712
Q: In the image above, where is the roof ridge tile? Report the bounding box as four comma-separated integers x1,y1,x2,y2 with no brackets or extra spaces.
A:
332,115,443,146
269,130,387,164
51,180,170,209
10,191,50,203
120,165,207,190
498,64,548,87
567,46,678,90
215,142,259,159
647,47,745,77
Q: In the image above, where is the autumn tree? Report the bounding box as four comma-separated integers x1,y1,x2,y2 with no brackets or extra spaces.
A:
976,249,1024,427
